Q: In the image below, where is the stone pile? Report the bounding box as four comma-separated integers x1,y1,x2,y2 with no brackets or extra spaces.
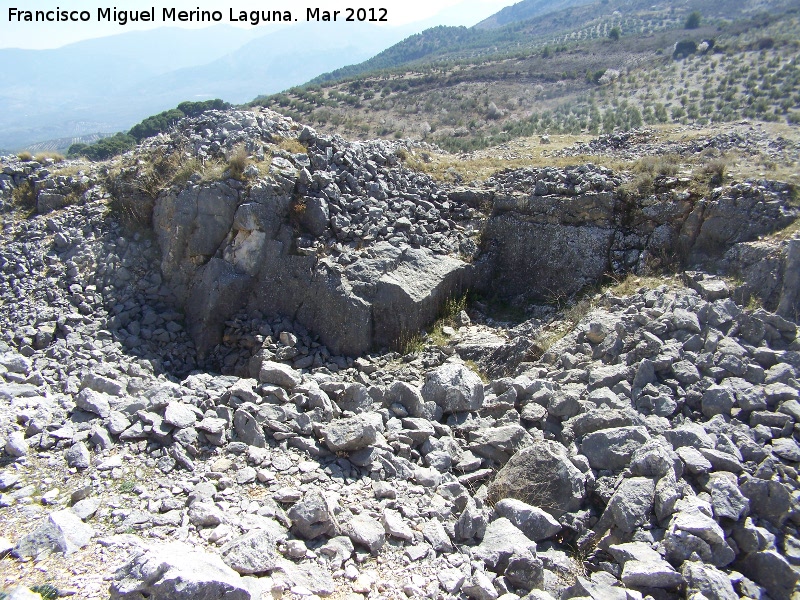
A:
0,157,96,214
132,109,484,356
157,109,483,258
552,126,798,162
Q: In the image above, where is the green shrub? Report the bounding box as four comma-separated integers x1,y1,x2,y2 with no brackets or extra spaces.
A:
31,585,59,600
608,27,621,41
68,133,136,161
673,40,698,59
685,11,701,29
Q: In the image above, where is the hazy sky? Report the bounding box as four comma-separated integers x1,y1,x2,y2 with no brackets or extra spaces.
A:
0,0,512,48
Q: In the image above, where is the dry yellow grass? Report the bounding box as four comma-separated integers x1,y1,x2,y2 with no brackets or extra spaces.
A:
33,151,65,163
275,136,307,154
399,134,608,182
398,121,800,189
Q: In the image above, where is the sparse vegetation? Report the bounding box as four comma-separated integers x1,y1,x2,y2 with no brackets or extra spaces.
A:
11,180,36,210
394,329,425,355
16,151,33,162
427,293,469,346
226,144,250,180
464,359,489,383
275,137,307,154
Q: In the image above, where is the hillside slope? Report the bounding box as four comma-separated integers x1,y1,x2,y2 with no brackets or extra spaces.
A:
256,0,799,153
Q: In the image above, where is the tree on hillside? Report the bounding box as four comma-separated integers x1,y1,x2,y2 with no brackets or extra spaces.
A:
685,11,701,29
609,26,621,41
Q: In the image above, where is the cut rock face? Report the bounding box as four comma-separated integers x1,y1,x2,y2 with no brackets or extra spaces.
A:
150,120,479,358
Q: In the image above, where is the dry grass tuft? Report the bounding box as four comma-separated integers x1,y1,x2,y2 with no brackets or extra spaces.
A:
227,144,250,180
394,329,425,355
11,180,36,210
34,152,65,163
275,137,307,154
702,157,729,185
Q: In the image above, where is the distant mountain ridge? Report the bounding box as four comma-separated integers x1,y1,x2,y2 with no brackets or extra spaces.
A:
474,0,595,28
0,22,414,150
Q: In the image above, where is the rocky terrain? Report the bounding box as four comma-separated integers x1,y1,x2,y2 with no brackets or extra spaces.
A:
1,107,800,600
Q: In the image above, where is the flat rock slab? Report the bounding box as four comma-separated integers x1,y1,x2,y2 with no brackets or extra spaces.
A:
220,528,282,574
110,541,263,600
621,559,683,589
323,415,377,452
13,509,94,557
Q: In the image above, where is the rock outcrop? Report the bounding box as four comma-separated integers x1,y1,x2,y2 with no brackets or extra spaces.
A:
146,110,480,356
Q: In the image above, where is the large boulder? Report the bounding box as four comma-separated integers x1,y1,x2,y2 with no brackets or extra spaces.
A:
288,491,339,540
487,441,585,516
219,527,283,574
494,498,562,541
322,415,377,452
13,509,94,557
421,363,484,414
581,426,650,471
109,541,263,599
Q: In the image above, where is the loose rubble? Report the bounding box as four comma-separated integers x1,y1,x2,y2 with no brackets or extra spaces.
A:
1,108,799,599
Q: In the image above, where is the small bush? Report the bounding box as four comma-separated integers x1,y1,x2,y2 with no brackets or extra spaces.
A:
12,180,36,209
608,27,621,41
619,173,655,198
673,40,698,60
394,329,425,355
703,158,728,185
685,11,701,29
757,37,774,50
635,155,680,177
227,144,250,180
31,585,59,600
17,151,33,162
289,196,307,230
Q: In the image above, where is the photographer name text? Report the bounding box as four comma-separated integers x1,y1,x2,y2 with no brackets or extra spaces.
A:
7,6,389,26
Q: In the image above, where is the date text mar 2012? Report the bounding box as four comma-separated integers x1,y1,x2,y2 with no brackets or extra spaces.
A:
307,7,388,21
